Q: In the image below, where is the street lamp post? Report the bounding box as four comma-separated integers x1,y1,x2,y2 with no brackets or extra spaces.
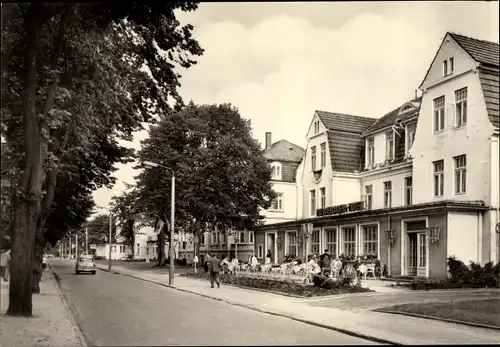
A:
143,161,175,285
95,205,113,271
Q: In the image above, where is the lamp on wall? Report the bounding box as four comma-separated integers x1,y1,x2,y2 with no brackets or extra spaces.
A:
384,230,396,245
427,226,441,244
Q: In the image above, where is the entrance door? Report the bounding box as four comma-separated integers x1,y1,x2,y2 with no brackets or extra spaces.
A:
417,233,427,277
266,233,276,264
408,233,417,276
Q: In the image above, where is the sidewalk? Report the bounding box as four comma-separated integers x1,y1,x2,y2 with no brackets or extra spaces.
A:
0,268,86,347
97,263,500,344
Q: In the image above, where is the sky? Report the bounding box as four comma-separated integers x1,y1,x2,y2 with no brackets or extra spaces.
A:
92,1,499,213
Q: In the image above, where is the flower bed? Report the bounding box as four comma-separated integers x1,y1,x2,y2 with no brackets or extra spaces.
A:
181,272,373,297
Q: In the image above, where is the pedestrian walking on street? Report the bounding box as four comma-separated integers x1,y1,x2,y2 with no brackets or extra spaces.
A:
208,253,221,288
0,249,11,282
204,253,210,273
193,254,199,273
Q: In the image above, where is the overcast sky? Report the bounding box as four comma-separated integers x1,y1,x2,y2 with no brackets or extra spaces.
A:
92,1,499,212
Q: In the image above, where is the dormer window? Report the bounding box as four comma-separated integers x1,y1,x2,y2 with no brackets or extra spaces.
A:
405,123,416,156
314,121,320,133
366,137,374,166
271,162,282,180
385,132,394,161
443,57,454,76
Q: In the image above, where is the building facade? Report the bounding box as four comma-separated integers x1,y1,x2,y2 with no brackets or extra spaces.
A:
253,32,499,280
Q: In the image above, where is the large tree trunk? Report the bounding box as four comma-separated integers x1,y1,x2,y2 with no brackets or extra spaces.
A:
7,6,42,317
32,222,44,294
157,224,165,266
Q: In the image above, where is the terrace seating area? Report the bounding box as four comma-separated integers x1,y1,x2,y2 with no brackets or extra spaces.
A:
221,255,386,285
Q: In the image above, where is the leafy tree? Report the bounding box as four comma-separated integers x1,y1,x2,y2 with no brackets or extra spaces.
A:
1,2,203,316
130,103,276,258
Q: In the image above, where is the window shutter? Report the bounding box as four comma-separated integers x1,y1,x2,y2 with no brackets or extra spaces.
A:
447,103,454,127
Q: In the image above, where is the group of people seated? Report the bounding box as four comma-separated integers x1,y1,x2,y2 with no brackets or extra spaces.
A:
204,251,260,274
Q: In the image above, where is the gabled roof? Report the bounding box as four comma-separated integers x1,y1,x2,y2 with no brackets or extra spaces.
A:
316,111,376,134
362,97,422,136
263,139,304,163
449,32,499,67
478,65,499,129
314,111,376,173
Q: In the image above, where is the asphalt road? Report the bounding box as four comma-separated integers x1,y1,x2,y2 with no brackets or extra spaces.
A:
50,259,374,346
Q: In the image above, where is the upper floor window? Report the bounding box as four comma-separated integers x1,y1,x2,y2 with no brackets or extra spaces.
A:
366,137,375,166
385,132,394,161
320,187,326,209
406,123,416,155
433,96,445,133
269,192,284,211
320,142,327,167
310,190,316,216
365,185,373,210
249,231,254,244
271,163,282,180
314,121,320,133
311,146,317,170
455,88,467,128
433,160,444,197
201,233,206,245
383,181,392,208
443,57,454,76
405,176,413,206
454,155,467,194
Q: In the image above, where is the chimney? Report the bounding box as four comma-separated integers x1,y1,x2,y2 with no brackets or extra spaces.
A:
265,132,272,150
414,89,418,99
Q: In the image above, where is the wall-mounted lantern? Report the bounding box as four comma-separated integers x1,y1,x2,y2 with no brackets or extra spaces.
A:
427,226,441,244
384,230,396,245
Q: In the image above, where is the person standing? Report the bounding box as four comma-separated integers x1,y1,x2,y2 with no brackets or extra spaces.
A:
248,251,258,268
204,253,210,273
266,249,272,265
208,253,221,288
193,254,199,273
0,249,11,282
319,249,331,273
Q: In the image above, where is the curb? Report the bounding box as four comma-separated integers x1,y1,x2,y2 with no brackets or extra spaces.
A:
98,266,399,345
48,264,88,347
374,309,500,332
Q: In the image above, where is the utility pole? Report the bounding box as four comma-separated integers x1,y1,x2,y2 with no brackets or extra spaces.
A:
76,233,79,261
85,227,89,255
69,234,72,260
108,212,112,271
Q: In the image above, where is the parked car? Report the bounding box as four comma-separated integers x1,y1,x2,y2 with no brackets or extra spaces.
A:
120,255,132,261
75,255,97,275
42,255,48,270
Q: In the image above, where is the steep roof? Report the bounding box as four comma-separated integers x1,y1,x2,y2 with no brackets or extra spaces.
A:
263,139,304,163
449,32,499,67
478,65,499,129
315,111,376,172
316,111,376,134
362,97,422,136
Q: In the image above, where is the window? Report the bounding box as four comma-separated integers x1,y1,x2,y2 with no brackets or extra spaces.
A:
433,160,444,197
385,132,394,160
211,232,216,244
249,231,254,244
270,192,284,211
120,245,125,253
320,187,326,209
257,244,264,259
405,176,413,206
311,146,317,170
455,88,467,127
201,233,206,245
443,57,454,76
111,246,116,252
366,137,375,166
418,233,427,268
342,227,356,257
310,190,316,216
239,232,245,243
325,228,337,259
311,229,320,255
314,121,320,133
221,232,226,244
362,225,378,256
136,243,140,255
433,96,445,132
271,163,282,180
320,142,327,167
286,231,297,257
383,181,392,208
406,123,416,155
454,155,467,194
365,185,373,210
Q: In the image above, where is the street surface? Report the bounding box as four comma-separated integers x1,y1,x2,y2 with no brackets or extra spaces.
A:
51,259,375,346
